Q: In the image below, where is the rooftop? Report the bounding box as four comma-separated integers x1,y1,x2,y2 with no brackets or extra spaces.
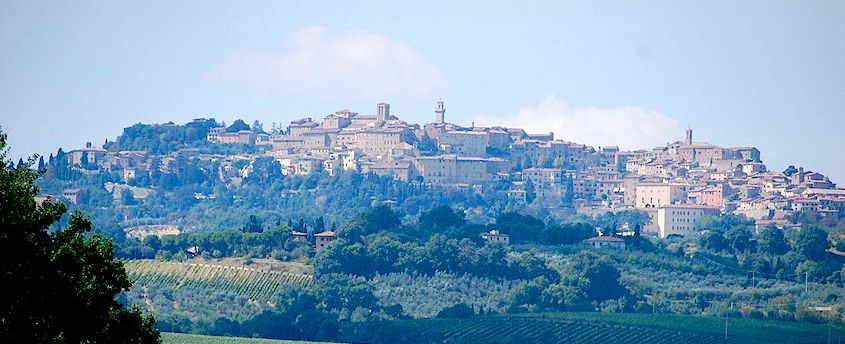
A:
584,236,625,243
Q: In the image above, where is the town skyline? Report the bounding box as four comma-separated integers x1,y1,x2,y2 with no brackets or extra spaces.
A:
2,1,844,182
6,100,841,186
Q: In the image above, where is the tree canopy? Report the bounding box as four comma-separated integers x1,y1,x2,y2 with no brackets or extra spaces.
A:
0,130,160,343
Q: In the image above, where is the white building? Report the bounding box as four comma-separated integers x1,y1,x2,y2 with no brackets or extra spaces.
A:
656,205,719,238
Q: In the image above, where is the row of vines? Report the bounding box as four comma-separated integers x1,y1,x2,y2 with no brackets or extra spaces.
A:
124,260,312,301
401,316,731,344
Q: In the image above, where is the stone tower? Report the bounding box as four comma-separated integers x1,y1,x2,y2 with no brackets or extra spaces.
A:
377,103,390,121
435,99,445,124
685,128,693,145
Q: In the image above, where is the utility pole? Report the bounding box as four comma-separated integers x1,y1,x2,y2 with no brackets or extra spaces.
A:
651,282,656,314
724,309,728,340
805,271,809,293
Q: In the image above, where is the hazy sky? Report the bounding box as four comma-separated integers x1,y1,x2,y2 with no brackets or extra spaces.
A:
1,1,843,182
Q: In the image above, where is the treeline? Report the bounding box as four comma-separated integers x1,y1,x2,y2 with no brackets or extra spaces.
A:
312,205,602,280
118,226,311,261
104,119,219,155
696,214,845,285
315,235,557,281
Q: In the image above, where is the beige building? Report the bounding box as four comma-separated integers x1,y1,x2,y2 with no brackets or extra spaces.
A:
352,129,412,157
656,205,719,238
62,189,83,204
361,161,419,182
289,118,319,136
480,229,509,244
271,135,305,150
302,130,337,149
315,231,336,252
521,167,571,199
67,143,106,166
635,183,689,209
415,155,509,186
584,236,625,249
214,130,257,145
206,127,226,143
652,129,761,168
416,155,487,185
439,130,487,157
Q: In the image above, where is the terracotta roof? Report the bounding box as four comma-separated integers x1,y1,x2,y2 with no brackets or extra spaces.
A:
584,236,624,243
315,231,336,237
658,204,720,210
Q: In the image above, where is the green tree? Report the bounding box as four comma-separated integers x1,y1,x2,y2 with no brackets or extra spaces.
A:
698,230,727,252
340,205,401,240
567,252,627,302
793,226,829,261
311,273,377,311
419,205,466,230
496,212,544,243
783,165,798,176
0,130,160,343
121,188,136,206
757,225,789,255
243,214,263,233
210,317,240,337
226,119,251,132
251,120,265,134
436,303,474,318
725,226,755,253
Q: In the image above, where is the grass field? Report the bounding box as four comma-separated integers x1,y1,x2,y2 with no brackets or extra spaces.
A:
124,260,311,301
162,333,335,344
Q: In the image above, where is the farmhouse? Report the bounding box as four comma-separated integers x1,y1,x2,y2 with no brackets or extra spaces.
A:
480,229,510,244
315,231,336,252
584,236,626,250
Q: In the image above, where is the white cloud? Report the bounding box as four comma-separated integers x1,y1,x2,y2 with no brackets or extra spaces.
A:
473,95,681,150
208,26,448,99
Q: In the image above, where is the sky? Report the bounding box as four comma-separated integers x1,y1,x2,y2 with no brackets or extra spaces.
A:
1,1,844,183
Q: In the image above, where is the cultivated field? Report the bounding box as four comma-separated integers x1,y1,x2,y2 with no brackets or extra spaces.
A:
162,333,335,344
124,260,311,301
396,313,845,344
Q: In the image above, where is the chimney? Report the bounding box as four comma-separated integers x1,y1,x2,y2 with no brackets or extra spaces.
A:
86,142,92,148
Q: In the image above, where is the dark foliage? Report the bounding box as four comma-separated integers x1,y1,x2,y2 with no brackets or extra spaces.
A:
0,130,160,343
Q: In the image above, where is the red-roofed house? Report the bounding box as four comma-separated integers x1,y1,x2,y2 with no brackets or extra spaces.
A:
315,231,336,252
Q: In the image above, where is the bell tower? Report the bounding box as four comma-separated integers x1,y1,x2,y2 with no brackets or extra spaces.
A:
435,99,445,124
377,103,390,121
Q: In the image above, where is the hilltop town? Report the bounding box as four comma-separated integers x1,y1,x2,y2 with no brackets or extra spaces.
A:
57,100,843,239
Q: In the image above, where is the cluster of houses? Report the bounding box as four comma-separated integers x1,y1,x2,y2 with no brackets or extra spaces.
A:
56,100,843,241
